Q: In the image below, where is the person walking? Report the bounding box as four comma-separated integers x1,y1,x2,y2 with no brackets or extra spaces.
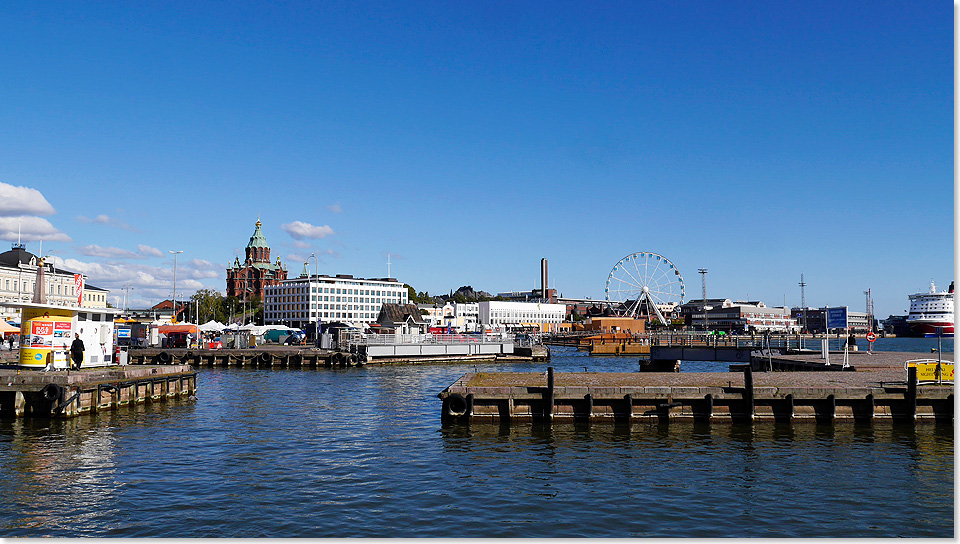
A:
70,333,85,370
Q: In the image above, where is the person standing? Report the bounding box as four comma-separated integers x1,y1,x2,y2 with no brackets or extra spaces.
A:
70,333,85,370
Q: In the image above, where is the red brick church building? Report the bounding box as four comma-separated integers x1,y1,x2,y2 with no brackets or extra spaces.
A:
226,218,287,301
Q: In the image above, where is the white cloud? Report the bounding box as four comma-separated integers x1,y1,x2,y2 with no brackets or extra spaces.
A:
63,257,223,305
291,240,311,249
137,244,164,257
281,221,335,240
0,182,56,216
0,216,70,242
189,258,216,269
77,244,142,259
326,202,342,213
77,214,134,231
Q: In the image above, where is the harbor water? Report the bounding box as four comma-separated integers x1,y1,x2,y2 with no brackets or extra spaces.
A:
0,337,952,537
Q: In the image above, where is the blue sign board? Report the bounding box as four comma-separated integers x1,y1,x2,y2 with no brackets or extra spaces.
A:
117,328,131,338
825,307,848,330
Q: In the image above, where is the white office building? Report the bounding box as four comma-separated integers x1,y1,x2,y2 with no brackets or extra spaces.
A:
479,300,566,332
264,274,408,330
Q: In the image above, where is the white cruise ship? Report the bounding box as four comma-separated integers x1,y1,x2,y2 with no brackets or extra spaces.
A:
906,280,954,337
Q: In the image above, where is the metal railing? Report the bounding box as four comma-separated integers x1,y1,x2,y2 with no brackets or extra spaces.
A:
340,331,513,347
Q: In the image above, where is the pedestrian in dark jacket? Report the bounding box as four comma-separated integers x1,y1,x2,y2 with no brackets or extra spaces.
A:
70,333,84,370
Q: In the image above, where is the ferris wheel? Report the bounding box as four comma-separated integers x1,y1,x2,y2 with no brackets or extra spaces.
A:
604,252,685,325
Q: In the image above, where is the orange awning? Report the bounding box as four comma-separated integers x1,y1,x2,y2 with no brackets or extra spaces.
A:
158,324,198,334
0,321,19,335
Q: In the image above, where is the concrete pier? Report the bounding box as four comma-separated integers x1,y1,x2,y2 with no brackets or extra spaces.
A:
439,366,954,425
0,365,196,418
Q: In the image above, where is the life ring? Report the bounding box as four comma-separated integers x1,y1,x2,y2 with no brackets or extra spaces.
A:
257,352,272,365
443,393,468,418
40,383,62,402
157,352,172,364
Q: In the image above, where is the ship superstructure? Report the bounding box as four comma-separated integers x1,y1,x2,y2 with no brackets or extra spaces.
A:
906,280,954,337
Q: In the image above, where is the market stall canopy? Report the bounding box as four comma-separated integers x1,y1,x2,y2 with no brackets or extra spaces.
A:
158,324,198,335
198,320,225,332
0,321,18,335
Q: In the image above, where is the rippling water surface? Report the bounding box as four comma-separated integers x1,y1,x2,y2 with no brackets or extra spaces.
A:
0,340,953,537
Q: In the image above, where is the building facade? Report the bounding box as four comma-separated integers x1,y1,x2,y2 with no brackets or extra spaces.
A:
790,307,871,334
226,218,288,302
418,302,480,332
0,244,109,322
683,299,798,333
479,300,566,332
264,273,408,330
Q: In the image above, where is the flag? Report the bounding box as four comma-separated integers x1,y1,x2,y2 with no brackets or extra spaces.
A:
75,274,84,306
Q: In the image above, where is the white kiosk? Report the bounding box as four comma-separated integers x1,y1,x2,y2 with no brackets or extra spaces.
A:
2,301,121,369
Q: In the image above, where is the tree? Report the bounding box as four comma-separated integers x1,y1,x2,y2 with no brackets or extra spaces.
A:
190,289,226,323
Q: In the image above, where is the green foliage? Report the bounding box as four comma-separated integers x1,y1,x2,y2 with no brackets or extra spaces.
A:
405,284,436,304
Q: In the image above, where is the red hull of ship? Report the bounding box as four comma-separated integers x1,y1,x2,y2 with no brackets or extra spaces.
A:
908,322,955,337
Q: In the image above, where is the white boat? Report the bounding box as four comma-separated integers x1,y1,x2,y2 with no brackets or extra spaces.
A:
906,280,954,337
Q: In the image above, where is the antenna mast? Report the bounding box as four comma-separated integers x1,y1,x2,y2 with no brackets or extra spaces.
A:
799,273,807,333
698,268,708,331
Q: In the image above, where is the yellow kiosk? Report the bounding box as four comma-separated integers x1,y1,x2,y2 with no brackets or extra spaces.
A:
6,302,120,369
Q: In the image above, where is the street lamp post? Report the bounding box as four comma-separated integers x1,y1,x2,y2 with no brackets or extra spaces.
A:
169,250,183,323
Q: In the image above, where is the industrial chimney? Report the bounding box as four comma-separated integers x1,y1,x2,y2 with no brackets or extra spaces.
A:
541,258,548,303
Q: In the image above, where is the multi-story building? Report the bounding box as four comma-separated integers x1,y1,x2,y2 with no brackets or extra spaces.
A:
226,218,288,302
790,307,871,334
0,243,109,322
264,273,408,330
418,302,480,332
683,299,798,333
479,300,566,332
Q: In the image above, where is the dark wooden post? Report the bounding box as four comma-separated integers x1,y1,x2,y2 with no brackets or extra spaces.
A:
824,394,836,423
743,366,754,420
584,393,593,419
546,366,555,420
906,366,917,420
697,393,713,422
624,394,633,423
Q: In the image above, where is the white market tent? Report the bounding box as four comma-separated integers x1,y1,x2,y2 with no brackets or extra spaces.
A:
198,320,226,333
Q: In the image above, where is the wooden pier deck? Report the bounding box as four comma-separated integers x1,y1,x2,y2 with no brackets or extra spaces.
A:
0,364,196,418
439,357,954,424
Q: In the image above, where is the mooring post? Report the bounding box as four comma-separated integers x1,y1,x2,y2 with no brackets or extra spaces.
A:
624,393,633,423
546,366,555,420
824,394,836,423
743,366,755,420
466,393,474,418
906,366,918,420
584,393,593,419
697,393,713,422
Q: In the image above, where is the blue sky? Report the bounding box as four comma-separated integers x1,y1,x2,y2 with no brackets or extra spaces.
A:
0,1,952,319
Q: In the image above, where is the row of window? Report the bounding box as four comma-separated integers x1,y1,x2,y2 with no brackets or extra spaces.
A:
268,312,376,322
